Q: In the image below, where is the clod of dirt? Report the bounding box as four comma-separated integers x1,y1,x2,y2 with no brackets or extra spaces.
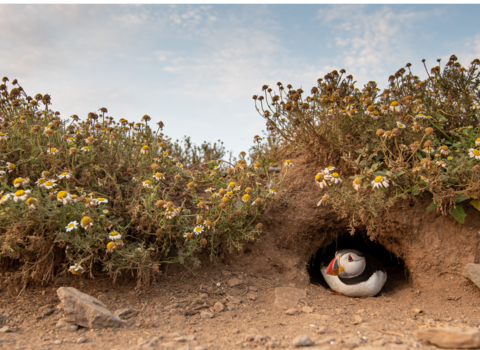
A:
57,287,126,329
463,263,480,289
414,327,480,348
200,311,213,319
274,287,306,309
285,308,300,316
55,318,79,332
292,334,313,347
301,306,313,313
0,326,12,333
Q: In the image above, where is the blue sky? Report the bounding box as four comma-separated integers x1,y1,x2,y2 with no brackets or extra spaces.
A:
2,4,480,156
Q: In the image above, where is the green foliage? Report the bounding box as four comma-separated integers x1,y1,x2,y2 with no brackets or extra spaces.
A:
0,77,287,286
255,55,480,231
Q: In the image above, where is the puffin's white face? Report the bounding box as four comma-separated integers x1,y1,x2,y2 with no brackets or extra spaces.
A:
338,252,366,278
325,250,366,278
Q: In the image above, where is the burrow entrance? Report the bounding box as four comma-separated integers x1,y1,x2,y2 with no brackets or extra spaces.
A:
307,233,410,294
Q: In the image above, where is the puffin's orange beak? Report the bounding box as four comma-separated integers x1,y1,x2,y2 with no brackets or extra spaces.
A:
326,257,341,276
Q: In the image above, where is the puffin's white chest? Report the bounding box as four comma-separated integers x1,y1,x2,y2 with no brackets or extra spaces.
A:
320,265,387,297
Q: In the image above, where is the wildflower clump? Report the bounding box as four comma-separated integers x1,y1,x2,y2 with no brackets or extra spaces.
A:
255,55,480,232
0,80,285,286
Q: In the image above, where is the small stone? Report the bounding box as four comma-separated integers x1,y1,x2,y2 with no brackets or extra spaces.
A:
247,292,257,301
301,306,313,313
53,340,63,345
356,309,365,314
354,315,365,323
245,334,255,342
114,308,138,319
292,335,313,347
344,336,362,349
226,303,235,311
77,337,88,344
227,278,243,287
463,264,480,289
0,326,11,333
55,318,79,332
201,312,213,319
317,326,327,334
414,327,480,348
164,303,180,310
42,308,54,317
249,286,258,292
274,287,306,309
254,334,265,343
226,296,242,304
265,340,278,348
213,302,224,313
199,293,209,299
285,308,300,316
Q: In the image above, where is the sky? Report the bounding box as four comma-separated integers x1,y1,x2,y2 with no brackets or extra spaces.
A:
1,4,480,156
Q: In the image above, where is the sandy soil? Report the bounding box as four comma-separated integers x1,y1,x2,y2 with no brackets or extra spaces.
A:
1,261,480,350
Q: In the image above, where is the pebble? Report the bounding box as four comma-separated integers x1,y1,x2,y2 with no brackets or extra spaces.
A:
292,335,313,347
414,327,480,348
213,302,224,313
226,303,235,311
317,326,327,334
227,278,243,287
285,308,300,316
301,306,313,313
355,315,365,323
254,334,265,343
53,340,62,345
77,337,88,344
201,312,213,319
0,326,11,333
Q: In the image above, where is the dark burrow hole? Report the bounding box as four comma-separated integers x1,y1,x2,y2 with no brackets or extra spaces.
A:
307,233,410,294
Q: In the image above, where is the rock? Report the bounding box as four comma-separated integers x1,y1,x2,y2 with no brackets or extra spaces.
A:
158,341,177,349
0,326,11,333
199,293,209,299
317,326,327,334
247,292,257,301
302,306,313,313
213,302,224,313
249,286,258,292
285,308,300,316
227,278,243,287
245,334,255,342
354,315,365,323
414,327,480,348
292,335,314,347
56,287,126,329
464,264,480,288
226,296,242,304
254,334,265,343
274,287,306,309
115,308,138,319
53,340,62,345
77,337,88,344
265,340,279,348
41,307,54,317
55,318,79,332
175,335,196,342
344,336,363,349
201,312,213,319
226,303,235,311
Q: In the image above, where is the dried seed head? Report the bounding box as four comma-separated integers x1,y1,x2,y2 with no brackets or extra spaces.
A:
473,165,480,172
69,147,77,155
256,223,263,230
200,238,208,248
155,200,165,208
424,140,433,147
425,127,434,135
235,209,242,217
376,129,385,136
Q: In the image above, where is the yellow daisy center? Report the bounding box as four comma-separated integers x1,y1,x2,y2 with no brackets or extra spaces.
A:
98,197,105,201
194,226,202,232
15,190,25,196
50,148,56,152
61,172,68,176
107,242,115,249
229,182,236,188
332,172,339,178
142,145,149,150
13,178,24,185
242,194,250,201
374,176,383,183
109,231,118,236
473,150,480,156
391,101,399,106
144,180,152,185
57,191,67,199
81,216,92,226
45,181,53,186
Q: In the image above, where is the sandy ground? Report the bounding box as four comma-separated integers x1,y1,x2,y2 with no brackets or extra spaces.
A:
2,262,480,350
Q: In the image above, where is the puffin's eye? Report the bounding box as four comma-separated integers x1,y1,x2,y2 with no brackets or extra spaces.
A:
348,255,353,262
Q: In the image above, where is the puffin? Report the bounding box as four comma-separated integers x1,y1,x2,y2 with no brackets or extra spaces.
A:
320,249,387,297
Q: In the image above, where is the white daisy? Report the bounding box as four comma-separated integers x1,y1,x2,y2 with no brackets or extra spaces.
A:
371,176,389,189
65,221,79,232
328,172,342,184
469,148,480,160
13,189,30,202
108,231,122,241
57,172,71,179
